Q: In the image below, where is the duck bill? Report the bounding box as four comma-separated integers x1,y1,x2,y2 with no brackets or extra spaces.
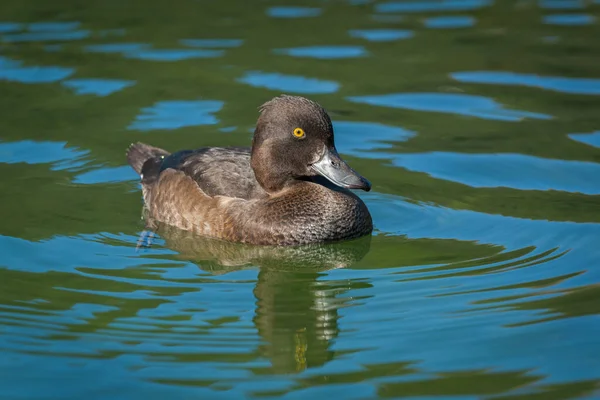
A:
311,147,371,191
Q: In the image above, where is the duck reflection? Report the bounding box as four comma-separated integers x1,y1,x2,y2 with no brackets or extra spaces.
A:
154,223,371,373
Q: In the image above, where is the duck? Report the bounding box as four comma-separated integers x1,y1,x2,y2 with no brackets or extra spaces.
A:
126,94,373,246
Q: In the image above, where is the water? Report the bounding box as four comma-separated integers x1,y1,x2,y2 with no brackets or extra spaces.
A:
1,0,600,398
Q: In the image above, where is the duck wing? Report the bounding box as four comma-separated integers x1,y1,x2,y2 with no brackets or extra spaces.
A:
135,145,266,200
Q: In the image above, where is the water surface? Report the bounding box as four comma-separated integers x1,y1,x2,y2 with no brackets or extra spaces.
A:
1,0,600,398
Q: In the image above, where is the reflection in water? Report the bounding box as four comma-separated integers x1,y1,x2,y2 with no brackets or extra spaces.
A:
28,22,81,31
179,38,244,48
266,7,322,18
0,140,88,170
62,78,135,96
0,22,21,33
347,93,553,121
85,43,150,54
389,151,600,194
238,71,340,94
73,165,138,184
376,0,492,13
569,131,600,148
542,13,596,25
1,21,87,42
451,71,600,95
0,56,74,83
2,0,600,397
423,15,476,28
348,29,414,41
128,100,224,131
274,46,368,59
123,48,224,61
333,121,416,157
156,224,372,373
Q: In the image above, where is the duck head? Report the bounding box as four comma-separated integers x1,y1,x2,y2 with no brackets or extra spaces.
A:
251,95,371,193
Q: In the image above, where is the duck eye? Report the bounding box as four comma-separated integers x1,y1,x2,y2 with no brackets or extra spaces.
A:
293,128,305,139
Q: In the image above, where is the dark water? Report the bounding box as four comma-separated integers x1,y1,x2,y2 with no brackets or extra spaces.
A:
1,0,600,398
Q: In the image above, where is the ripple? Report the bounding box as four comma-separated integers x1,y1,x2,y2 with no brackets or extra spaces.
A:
367,192,600,250
347,92,552,121
0,140,88,170
179,38,244,48
332,121,416,157
0,22,21,33
238,71,339,94
1,21,87,43
538,0,584,9
424,15,476,28
376,0,492,13
543,13,596,25
128,100,224,131
0,56,74,83
124,48,224,61
274,46,368,59
2,30,90,42
62,78,135,96
568,131,600,148
390,151,600,194
85,43,150,54
73,166,139,184
348,29,414,41
266,7,322,18
451,71,600,95
28,22,80,31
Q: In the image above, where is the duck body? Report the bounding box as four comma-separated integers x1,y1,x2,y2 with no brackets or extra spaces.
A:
126,95,373,246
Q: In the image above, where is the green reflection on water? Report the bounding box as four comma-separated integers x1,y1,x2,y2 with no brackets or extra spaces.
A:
1,0,600,398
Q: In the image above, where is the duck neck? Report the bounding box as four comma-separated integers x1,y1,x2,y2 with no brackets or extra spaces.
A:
251,139,296,194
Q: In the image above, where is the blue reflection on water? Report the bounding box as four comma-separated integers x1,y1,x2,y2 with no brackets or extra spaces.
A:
424,15,476,28
538,0,584,9
347,92,552,121
238,71,339,94
451,71,600,95
348,29,414,41
333,121,416,157
0,140,88,170
179,38,244,48
3,22,89,42
62,78,136,96
128,100,224,131
28,22,80,31
543,14,596,25
569,131,600,148
3,30,90,42
274,46,368,59
0,56,74,83
376,0,492,13
85,43,150,54
0,22,22,33
266,6,322,18
73,165,138,184
124,48,224,61
390,151,600,194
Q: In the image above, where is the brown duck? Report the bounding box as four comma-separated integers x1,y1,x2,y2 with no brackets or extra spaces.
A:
126,95,373,246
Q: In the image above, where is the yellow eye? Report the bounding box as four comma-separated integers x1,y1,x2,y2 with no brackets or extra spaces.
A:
293,128,305,138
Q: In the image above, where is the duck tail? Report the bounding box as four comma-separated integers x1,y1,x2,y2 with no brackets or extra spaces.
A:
126,142,170,175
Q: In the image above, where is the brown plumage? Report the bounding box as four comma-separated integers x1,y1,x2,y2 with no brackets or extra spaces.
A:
126,95,373,246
